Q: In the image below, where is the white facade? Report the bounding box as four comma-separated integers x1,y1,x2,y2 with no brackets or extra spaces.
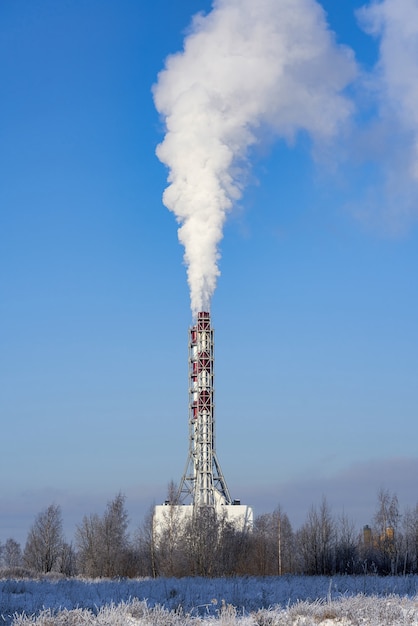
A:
154,503,253,539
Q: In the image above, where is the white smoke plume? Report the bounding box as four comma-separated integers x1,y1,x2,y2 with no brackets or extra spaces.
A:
359,0,418,180
153,0,357,317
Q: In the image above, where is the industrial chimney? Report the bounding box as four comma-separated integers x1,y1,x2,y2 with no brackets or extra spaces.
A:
154,312,252,532
177,311,232,507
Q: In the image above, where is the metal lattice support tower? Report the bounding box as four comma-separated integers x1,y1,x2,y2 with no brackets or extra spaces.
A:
178,311,232,507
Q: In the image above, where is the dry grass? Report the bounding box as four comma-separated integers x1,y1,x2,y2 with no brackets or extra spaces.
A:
10,595,418,626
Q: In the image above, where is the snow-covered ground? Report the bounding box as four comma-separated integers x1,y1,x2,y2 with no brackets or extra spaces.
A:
1,575,418,625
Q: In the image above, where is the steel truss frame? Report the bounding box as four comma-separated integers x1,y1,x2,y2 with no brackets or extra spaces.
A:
177,311,232,507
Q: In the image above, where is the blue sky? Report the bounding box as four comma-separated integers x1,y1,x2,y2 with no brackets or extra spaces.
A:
1,0,417,545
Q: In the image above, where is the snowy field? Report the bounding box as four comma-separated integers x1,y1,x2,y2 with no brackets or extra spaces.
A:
1,575,418,625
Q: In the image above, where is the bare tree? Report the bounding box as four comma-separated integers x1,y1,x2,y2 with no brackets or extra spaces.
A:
153,482,187,577
75,512,102,577
183,507,221,576
100,492,130,577
250,513,276,575
2,538,23,568
59,542,77,576
272,506,294,575
402,503,418,574
296,497,336,575
372,489,401,574
242,507,294,576
217,514,253,576
136,505,158,577
335,513,358,574
76,492,131,577
23,504,64,573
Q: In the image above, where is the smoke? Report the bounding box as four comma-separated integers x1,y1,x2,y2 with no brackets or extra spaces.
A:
359,0,418,178
353,0,418,232
153,0,356,317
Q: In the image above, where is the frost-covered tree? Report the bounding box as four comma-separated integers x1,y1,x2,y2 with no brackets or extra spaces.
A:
2,537,23,568
23,504,64,573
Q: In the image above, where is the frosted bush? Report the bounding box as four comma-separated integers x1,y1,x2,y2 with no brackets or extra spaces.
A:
11,600,197,626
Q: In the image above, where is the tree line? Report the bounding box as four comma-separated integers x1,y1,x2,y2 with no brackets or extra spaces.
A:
1,489,418,578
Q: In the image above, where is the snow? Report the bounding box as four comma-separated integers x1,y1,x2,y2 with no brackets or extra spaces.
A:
1,575,418,625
